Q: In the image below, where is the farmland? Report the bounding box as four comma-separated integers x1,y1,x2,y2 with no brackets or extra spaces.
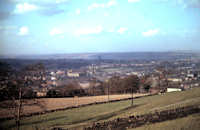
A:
0,93,147,119
129,113,200,130
1,87,200,130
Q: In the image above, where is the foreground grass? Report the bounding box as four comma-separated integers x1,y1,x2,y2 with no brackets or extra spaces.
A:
1,100,131,130
1,87,200,130
129,113,200,130
108,87,200,120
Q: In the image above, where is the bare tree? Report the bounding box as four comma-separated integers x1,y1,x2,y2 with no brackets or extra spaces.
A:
0,62,46,130
108,80,110,102
88,78,97,96
123,75,140,106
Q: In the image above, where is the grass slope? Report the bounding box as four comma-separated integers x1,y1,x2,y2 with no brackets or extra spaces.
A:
1,87,200,130
129,113,200,130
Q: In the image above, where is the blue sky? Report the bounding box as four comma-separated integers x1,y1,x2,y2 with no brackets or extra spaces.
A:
0,0,200,55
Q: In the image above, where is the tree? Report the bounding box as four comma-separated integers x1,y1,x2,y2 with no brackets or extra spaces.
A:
140,75,152,93
107,80,110,102
144,84,151,92
89,78,96,96
16,63,47,130
0,62,46,130
105,75,140,105
123,75,140,106
56,81,86,97
107,76,123,94
47,89,59,98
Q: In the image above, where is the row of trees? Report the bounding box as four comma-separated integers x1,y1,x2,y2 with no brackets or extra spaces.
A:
46,75,141,99
86,75,141,96
47,82,87,97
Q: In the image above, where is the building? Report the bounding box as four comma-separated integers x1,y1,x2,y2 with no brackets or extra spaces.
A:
51,76,56,80
36,91,47,97
79,82,90,89
56,70,65,75
167,78,182,82
167,88,182,92
67,70,80,78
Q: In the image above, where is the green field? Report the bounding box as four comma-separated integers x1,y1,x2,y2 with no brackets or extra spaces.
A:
129,113,200,130
1,87,200,130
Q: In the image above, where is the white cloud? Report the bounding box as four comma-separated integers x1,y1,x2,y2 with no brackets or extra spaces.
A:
88,3,105,10
13,3,38,14
18,26,29,36
128,0,140,3
88,0,117,10
74,26,103,35
154,0,200,8
142,28,159,37
75,9,80,15
49,28,64,36
11,0,69,4
11,0,70,16
117,27,128,34
55,0,68,4
107,0,117,7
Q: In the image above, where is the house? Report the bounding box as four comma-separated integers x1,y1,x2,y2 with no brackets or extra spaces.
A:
51,76,56,80
56,70,65,75
35,88,48,97
36,91,47,97
167,88,182,92
167,78,182,82
67,70,79,78
79,82,90,89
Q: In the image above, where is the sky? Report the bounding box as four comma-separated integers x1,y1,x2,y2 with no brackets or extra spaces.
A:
0,0,200,55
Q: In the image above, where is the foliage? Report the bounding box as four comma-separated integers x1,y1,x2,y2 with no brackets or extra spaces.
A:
47,81,87,97
104,75,140,95
0,62,46,130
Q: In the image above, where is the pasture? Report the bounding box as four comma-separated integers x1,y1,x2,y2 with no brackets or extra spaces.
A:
0,93,147,119
1,87,200,130
129,113,200,130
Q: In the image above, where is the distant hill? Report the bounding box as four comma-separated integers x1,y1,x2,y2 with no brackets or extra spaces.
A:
0,51,200,61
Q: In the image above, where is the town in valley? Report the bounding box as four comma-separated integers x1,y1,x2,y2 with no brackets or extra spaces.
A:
1,52,200,98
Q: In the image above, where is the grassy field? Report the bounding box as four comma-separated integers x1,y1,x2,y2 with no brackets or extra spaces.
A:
107,87,200,120
0,94,147,119
1,87,200,130
128,113,200,130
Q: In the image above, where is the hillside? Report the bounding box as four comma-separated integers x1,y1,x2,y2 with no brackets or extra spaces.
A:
1,52,199,60
1,87,200,130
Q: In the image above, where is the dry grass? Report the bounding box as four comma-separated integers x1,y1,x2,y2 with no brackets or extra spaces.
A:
1,88,200,130
0,93,147,118
129,113,200,130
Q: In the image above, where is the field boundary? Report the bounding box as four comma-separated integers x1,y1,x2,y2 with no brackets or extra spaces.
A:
79,105,200,130
0,94,151,121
